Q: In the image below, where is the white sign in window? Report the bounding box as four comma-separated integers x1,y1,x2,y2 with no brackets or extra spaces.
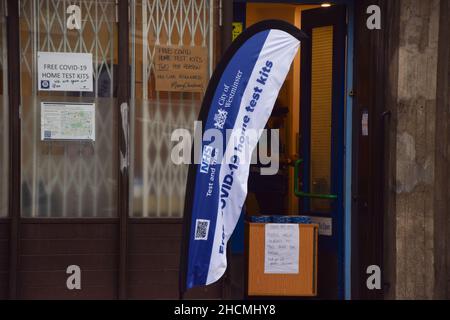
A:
305,216,333,236
38,52,93,92
41,102,95,141
264,224,299,274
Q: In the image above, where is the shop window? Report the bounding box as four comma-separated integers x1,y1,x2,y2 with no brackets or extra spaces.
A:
130,0,215,218
20,0,118,218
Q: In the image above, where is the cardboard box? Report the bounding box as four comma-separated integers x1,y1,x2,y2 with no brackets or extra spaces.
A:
247,223,318,297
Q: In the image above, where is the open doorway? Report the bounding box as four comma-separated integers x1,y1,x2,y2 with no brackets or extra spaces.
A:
245,3,321,217
240,2,348,300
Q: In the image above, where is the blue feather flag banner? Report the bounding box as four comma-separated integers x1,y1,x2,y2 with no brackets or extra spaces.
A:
180,21,307,292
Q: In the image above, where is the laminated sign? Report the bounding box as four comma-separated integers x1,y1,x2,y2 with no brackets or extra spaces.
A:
154,45,208,93
180,20,307,293
38,52,93,92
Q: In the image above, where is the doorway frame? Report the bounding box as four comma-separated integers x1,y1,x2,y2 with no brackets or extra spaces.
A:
233,0,355,300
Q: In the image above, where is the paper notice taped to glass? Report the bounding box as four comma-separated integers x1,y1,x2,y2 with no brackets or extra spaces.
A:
38,51,93,92
41,102,95,141
264,224,299,274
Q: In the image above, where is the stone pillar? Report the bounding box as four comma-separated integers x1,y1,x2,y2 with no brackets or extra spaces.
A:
391,0,449,299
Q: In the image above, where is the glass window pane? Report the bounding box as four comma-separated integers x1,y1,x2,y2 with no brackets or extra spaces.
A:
20,0,118,218
310,26,333,212
130,0,214,218
0,3,8,218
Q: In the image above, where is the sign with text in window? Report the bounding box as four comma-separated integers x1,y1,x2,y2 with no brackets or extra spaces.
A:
38,52,93,92
180,21,306,292
154,45,208,93
41,102,95,141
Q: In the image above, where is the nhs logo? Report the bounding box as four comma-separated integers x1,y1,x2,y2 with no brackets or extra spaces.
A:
200,145,216,174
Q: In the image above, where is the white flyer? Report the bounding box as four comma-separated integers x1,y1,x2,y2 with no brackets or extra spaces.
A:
38,52,93,92
41,102,95,141
264,224,300,274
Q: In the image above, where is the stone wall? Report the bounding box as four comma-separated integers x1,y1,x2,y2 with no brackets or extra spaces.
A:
388,0,449,299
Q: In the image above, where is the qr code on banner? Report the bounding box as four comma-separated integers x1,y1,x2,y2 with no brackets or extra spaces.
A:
194,219,210,241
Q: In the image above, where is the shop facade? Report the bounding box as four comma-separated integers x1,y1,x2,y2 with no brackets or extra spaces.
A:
0,0,449,300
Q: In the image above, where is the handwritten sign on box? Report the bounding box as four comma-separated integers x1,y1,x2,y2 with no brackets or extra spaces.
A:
264,224,300,274
154,45,208,93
